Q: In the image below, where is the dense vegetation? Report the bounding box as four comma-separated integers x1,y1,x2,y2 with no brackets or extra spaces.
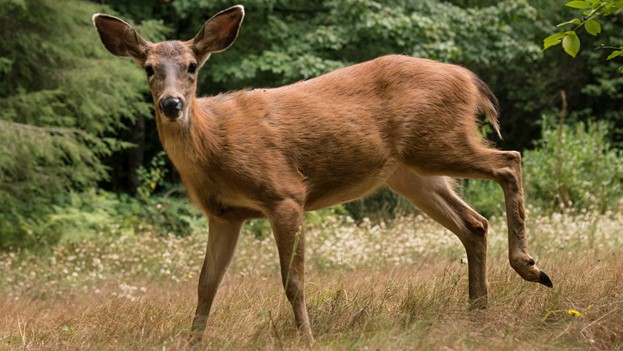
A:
1,0,622,250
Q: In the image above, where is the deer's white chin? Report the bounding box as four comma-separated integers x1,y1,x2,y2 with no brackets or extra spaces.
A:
162,109,188,123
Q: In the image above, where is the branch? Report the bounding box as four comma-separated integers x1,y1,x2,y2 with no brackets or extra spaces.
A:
0,120,90,138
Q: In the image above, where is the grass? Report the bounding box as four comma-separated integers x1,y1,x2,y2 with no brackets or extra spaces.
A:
1,209,623,350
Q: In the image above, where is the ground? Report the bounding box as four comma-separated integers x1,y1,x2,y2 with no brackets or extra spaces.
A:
1,210,622,350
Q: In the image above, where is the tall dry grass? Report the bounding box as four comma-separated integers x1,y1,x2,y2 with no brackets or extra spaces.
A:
1,210,622,350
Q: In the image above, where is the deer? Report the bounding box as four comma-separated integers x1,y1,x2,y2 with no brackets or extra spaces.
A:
93,4,553,343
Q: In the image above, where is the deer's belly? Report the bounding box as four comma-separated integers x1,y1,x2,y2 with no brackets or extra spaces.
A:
303,163,397,211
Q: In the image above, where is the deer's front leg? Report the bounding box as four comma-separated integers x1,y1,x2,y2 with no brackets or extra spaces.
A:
190,216,243,343
268,198,314,342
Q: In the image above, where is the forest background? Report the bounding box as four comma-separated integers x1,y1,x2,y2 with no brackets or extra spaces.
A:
2,0,621,249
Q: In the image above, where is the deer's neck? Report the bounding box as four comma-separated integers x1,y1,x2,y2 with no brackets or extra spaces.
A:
157,96,216,173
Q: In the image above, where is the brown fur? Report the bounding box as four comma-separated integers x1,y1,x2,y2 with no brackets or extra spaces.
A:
93,5,551,344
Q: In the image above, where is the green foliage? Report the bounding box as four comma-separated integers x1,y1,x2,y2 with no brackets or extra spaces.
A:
536,1,623,149
460,180,505,218
244,219,273,240
0,0,167,249
2,0,622,252
0,190,125,249
563,31,582,57
136,151,169,200
524,116,623,212
131,151,203,238
543,0,623,72
17,189,206,250
255,1,538,86
104,0,540,92
43,191,121,244
344,187,402,223
127,193,205,238
244,206,349,240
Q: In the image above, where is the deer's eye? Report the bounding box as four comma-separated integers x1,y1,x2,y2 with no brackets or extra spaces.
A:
145,65,155,77
188,63,197,74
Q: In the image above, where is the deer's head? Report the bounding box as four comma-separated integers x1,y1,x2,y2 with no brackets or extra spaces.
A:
93,6,244,123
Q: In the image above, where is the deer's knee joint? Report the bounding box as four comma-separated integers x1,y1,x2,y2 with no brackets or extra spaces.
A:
505,150,521,163
496,151,522,180
495,166,520,191
465,215,488,237
501,151,522,173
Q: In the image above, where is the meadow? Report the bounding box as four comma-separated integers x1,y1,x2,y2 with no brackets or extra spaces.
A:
1,208,622,350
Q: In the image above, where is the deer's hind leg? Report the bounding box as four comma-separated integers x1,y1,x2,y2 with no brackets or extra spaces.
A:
266,198,313,342
402,139,552,289
387,169,489,308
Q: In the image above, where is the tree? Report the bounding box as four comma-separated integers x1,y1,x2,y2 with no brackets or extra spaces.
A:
543,0,623,71
536,0,623,149
0,0,165,248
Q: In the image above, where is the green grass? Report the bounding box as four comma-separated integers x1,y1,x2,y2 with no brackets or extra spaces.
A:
1,210,622,350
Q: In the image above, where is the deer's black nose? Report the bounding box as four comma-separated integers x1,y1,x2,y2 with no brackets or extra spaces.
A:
158,96,183,119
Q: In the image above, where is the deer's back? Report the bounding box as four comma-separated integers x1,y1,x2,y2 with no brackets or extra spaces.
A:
192,55,481,212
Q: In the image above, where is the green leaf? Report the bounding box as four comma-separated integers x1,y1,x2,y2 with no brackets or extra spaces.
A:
602,3,621,16
562,31,581,57
543,32,566,49
565,1,592,8
607,50,622,60
557,18,581,27
584,19,601,36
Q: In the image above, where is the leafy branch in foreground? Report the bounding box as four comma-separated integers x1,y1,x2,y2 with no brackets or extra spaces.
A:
543,0,622,72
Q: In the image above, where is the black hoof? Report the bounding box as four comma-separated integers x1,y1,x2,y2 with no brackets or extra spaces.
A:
539,270,553,288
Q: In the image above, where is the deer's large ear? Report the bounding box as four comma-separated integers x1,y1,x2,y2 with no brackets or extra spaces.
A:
190,5,244,61
92,14,150,61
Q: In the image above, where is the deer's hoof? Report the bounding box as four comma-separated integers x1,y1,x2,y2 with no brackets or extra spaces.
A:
539,270,553,288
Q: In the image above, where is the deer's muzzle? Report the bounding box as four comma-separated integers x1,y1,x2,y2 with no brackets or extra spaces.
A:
159,96,184,120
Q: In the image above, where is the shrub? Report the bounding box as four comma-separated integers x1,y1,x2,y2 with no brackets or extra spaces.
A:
343,187,404,223
459,179,505,218
28,189,204,249
523,116,623,212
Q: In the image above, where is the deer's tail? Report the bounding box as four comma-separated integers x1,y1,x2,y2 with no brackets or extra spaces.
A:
474,75,501,139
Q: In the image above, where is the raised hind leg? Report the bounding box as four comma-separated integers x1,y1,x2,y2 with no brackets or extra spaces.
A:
490,150,553,287
404,144,552,288
387,168,489,308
